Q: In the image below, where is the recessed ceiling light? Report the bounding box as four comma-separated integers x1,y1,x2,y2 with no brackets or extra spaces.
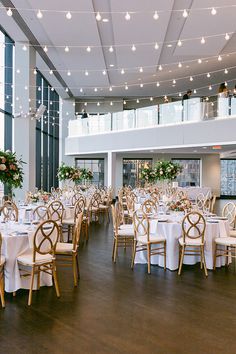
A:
109,64,114,67
102,18,109,22
167,44,172,48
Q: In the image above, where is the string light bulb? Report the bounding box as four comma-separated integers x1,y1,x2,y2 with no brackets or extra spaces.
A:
109,46,114,52
211,7,217,15
94,88,98,92
139,67,143,73
177,40,182,47
198,59,202,64
125,12,131,20
110,101,113,106
66,11,72,20
85,70,89,76
131,44,136,51
225,33,230,40
136,99,140,103
109,86,112,91
121,68,125,74
67,70,71,76
86,46,91,52
96,12,102,21
224,68,228,74
153,11,159,20
43,46,48,52
37,9,43,19
150,97,153,101
80,88,83,93
201,37,205,44
65,46,69,52
102,70,106,75
218,55,222,61
207,73,211,78
33,69,37,75
22,44,27,51
156,82,160,87
49,70,53,75
158,65,163,71
190,76,193,81
7,8,13,16
140,83,143,88
173,79,176,84
178,62,182,68
209,85,212,90
182,9,188,18
154,42,159,50
125,84,128,90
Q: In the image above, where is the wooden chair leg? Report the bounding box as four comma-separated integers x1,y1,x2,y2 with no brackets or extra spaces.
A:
72,255,78,287
201,245,208,277
28,266,35,306
52,261,60,298
76,254,80,279
131,241,136,269
164,241,166,270
112,239,115,260
0,273,5,308
213,246,217,270
37,269,41,290
113,238,118,263
178,246,185,275
147,244,151,274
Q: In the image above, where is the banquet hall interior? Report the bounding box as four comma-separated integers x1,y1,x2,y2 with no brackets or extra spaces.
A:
1,1,236,353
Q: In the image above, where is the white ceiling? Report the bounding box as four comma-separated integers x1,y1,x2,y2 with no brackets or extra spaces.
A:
1,0,236,99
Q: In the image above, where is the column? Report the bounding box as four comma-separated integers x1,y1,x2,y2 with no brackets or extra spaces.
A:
107,151,116,197
13,43,36,199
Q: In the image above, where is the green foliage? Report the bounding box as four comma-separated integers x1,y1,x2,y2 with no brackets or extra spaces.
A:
0,150,25,189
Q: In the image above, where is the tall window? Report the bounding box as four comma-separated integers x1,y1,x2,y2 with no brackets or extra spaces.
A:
123,159,152,188
221,159,236,196
0,27,13,197
172,159,201,187
35,71,59,191
75,159,104,187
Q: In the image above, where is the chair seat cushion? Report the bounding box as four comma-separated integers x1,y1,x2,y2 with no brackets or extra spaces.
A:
0,255,6,266
56,242,75,254
229,229,236,237
62,218,74,225
124,210,129,216
179,237,204,246
17,250,53,266
119,224,133,230
137,234,166,244
215,237,236,246
117,229,134,236
91,207,99,211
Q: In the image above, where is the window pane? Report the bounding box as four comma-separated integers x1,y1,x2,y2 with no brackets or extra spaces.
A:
221,160,236,196
173,159,200,187
123,159,152,188
75,158,104,187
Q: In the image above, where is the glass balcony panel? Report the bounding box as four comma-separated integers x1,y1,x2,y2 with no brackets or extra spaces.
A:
112,110,135,131
159,101,183,125
136,106,158,128
217,97,230,117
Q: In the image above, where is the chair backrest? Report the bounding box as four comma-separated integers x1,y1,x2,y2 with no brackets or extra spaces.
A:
222,202,236,226
182,212,206,243
74,197,86,221
210,195,217,213
1,201,18,222
150,192,159,203
2,195,11,204
142,199,158,214
32,220,59,261
48,200,65,223
111,205,118,234
71,193,82,206
72,213,83,251
133,210,150,242
33,205,50,222
126,196,135,214
90,193,101,209
196,193,206,210
116,201,125,225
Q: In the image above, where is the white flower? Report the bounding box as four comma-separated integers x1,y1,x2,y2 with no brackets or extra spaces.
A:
160,171,163,175
0,164,6,171
13,174,19,180
66,172,69,176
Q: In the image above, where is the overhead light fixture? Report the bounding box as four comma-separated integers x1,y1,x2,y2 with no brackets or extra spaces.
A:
125,12,131,20
131,44,136,51
43,45,48,52
86,46,91,52
123,100,126,105
7,8,13,16
211,7,217,15
153,11,159,20
177,40,182,47
178,92,182,97
225,33,230,40
66,11,72,20
96,12,102,21
182,9,188,18
121,68,125,74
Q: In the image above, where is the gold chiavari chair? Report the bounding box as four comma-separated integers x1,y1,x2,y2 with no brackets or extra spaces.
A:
126,196,135,223
111,205,134,263
0,232,5,308
32,205,50,223
99,192,111,223
1,201,18,222
17,220,60,306
89,193,101,222
71,193,82,206
63,197,86,242
178,211,207,276
222,202,236,228
142,199,158,215
131,210,166,274
195,193,206,211
56,213,83,286
48,200,65,241
210,195,217,213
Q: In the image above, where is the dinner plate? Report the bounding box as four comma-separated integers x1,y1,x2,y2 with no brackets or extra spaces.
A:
158,218,168,222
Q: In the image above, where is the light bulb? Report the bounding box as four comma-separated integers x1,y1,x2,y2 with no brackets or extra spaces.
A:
109,46,114,52
84,102,87,106
123,100,126,105
154,42,159,50
201,37,205,44
85,70,89,76
37,10,43,19
158,65,163,71
153,11,159,20
96,12,102,21
178,62,182,68
94,88,98,92
65,88,69,92
139,67,143,73
80,88,83,92
22,44,27,51
150,97,153,101
110,102,113,106
193,89,197,94
66,11,72,20
102,70,106,75
211,8,217,15
121,68,125,74
140,83,143,88
177,40,182,47
173,79,176,84
86,46,91,52
183,9,188,18
125,85,128,90
224,69,228,74
43,46,48,52
198,59,202,64
7,8,13,16
109,87,112,91
156,82,160,87
125,12,131,20
209,85,212,90
33,69,37,75
190,76,193,81
65,46,69,52
16,69,20,74
207,73,210,78
67,71,71,76
218,55,222,61
225,33,230,40
179,93,182,97
97,102,100,106
136,99,139,103
131,44,136,51
49,70,53,75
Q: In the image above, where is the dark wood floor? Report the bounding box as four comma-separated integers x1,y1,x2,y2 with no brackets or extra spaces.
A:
1,220,236,354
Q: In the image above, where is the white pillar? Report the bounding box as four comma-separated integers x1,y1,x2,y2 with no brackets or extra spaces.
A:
13,43,36,199
107,151,116,196
59,98,75,187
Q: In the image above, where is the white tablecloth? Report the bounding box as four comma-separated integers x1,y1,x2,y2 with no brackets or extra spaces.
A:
177,187,212,200
0,222,52,293
135,215,229,270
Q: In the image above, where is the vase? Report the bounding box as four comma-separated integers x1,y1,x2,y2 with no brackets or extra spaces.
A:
156,179,170,193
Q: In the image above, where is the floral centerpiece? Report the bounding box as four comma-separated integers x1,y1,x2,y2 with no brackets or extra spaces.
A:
27,191,40,203
154,161,182,181
168,197,192,212
0,150,24,190
81,168,93,181
57,163,76,181
57,163,93,184
140,167,157,183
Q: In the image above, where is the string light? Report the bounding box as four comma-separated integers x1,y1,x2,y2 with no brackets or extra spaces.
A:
209,85,212,90
65,88,69,92
33,69,37,75
136,99,140,103
102,70,106,75
198,59,202,64
97,102,100,106
131,44,136,51
85,70,89,76
94,87,98,92
110,101,113,106
211,7,217,15
16,69,20,74
125,12,131,20
43,45,48,52
22,44,27,51
159,65,163,71
121,68,125,74
150,97,153,101
153,11,159,20
218,55,222,61
178,62,182,68
140,83,144,88
177,40,182,47
154,42,159,50
224,69,228,74
207,73,211,78
65,46,69,52
190,76,193,81
109,46,114,53
225,33,230,40
182,9,188,18
49,70,53,75
156,82,160,87
37,9,43,19
96,12,102,21
109,86,112,91
139,67,143,73
125,84,128,90
193,89,197,94
66,11,72,20
86,46,91,52
67,70,71,76
172,79,176,84
80,88,83,92
201,37,205,44
7,8,13,16
123,100,126,105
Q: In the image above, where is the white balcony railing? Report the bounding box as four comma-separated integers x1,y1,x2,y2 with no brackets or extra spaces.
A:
68,97,236,137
